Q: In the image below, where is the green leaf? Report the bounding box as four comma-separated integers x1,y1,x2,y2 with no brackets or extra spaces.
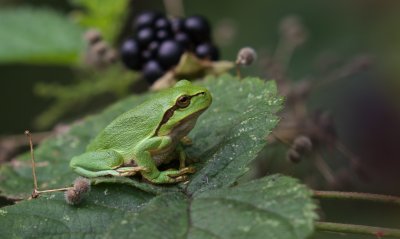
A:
0,75,317,239
104,192,190,239
71,0,129,42
189,175,317,239
0,74,282,198
0,7,84,65
107,175,316,239
0,184,155,238
0,94,152,198
0,175,317,239
185,75,282,194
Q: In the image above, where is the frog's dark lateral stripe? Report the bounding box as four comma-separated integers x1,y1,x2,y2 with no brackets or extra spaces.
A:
154,92,205,136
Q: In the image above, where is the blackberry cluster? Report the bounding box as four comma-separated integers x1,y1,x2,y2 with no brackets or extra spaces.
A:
120,11,220,83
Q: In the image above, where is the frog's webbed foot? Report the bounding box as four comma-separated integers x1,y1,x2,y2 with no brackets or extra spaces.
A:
167,167,196,178
172,175,189,183
116,166,147,177
148,167,196,184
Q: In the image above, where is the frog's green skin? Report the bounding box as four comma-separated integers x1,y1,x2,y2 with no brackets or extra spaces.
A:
69,80,211,184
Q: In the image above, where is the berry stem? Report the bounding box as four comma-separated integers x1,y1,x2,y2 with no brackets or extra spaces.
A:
315,222,400,238
313,190,400,205
37,187,74,194
314,152,336,185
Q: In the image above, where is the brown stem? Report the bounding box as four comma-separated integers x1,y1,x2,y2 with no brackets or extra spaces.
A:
314,152,336,185
25,131,38,193
313,190,400,205
316,222,400,238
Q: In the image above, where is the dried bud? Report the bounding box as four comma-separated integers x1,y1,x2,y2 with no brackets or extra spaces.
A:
236,47,257,66
293,135,313,153
65,188,82,205
92,41,109,56
73,177,91,194
287,148,301,163
104,49,118,64
84,29,102,45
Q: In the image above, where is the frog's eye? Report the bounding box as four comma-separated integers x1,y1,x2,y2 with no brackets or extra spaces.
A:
176,95,191,108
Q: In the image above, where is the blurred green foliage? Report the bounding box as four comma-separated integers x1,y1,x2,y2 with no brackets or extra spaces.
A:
0,7,83,64
70,0,129,42
34,66,139,129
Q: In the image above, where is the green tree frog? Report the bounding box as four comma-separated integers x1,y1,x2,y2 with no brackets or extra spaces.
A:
69,80,212,184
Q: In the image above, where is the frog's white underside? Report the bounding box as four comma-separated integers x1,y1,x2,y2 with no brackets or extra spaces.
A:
151,110,203,166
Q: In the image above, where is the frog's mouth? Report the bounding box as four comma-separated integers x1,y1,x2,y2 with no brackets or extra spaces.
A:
168,108,206,138
181,107,206,122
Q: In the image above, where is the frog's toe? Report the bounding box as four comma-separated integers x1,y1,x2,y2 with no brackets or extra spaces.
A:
180,166,196,174
167,167,196,178
172,175,189,183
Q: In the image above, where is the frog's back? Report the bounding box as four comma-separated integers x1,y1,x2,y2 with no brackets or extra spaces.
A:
86,97,169,157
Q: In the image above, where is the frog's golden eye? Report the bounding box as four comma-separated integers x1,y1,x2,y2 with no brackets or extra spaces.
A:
176,95,190,108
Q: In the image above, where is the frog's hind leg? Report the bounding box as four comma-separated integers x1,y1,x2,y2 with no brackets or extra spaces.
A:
70,150,143,178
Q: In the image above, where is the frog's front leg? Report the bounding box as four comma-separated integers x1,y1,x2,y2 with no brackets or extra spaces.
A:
70,150,144,177
134,136,194,183
176,143,187,169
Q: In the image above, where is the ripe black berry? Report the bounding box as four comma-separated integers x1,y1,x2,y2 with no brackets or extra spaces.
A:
142,49,152,61
184,16,211,43
148,41,159,55
122,12,221,84
134,11,160,30
120,38,141,70
155,17,171,31
170,18,184,33
157,40,184,68
142,60,165,83
136,28,154,47
175,32,191,49
156,29,171,41
195,43,219,61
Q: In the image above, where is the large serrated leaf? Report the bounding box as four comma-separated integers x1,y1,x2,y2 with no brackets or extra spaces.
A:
0,74,314,239
0,7,84,65
0,175,317,239
186,75,282,194
0,184,154,239
0,74,282,198
189,175,317,239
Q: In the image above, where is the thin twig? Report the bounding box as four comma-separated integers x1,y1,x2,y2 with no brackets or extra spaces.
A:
25,130,38,196
313,190,400,206
37,187,73,194
235,64,242,79
314,151,336,185
315,222,400,238
25,130,73,199
336,141,360,165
